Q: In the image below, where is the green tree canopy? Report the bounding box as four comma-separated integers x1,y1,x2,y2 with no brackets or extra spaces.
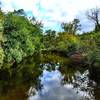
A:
3,10,43,63
61,18,81,34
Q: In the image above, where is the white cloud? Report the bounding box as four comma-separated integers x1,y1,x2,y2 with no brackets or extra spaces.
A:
0,0,35,11
0,0,14,11
36,0,100,22
1,0,100,32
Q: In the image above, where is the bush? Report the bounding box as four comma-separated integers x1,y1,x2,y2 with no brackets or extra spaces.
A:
0,47,5,68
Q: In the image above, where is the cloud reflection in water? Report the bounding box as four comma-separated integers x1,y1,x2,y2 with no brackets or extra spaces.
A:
28,67,95,100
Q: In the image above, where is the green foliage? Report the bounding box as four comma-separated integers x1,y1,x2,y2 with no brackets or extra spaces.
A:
56,32,80,52
3,10,43,63
43,30,56,49
0,47,4,68
61,18,81,34
0,8,100,69
80,32,100,66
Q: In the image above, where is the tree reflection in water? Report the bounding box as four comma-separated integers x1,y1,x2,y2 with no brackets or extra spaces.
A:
28,63,96,100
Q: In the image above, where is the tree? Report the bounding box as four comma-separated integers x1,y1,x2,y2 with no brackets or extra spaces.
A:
61,18,81,34
86,7,100,32
43,30,56,49
13,9,26,16
3,10,43,63
56,32,80,52
0,47,5,68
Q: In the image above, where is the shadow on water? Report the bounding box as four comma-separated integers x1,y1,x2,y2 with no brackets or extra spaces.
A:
0,53,100,100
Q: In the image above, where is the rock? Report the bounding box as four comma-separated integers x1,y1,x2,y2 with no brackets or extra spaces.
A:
69,52,85,64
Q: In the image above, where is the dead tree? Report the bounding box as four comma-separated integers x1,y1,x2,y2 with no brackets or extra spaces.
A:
86,7,100,32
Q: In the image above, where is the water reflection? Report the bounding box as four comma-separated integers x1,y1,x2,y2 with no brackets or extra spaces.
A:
28,64,95,100
0,54,100,100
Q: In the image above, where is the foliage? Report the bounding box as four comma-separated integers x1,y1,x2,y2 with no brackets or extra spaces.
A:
61,18,81,34
0,47,4,68
2,10,43,64
43,30,56,49
0,8,100,69
80,32,100,66
43,31,80,53
56,32,80,52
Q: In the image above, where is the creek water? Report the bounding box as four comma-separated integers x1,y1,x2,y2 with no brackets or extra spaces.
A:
0,54,100,100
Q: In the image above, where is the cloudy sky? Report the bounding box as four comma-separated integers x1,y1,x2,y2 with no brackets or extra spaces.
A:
1,0,100,32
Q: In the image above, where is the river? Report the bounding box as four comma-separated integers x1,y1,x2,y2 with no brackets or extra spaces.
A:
0,53,100,100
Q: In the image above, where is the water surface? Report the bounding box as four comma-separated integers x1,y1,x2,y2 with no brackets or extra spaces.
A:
0,54,100,100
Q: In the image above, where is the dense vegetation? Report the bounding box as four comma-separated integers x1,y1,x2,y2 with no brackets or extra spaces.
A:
0,9,43,68
0,8,100,70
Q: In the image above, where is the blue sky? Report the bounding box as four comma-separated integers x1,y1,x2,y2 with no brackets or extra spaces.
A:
1,0,100,32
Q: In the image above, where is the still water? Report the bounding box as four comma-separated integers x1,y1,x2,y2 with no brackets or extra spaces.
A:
0,54,100,100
